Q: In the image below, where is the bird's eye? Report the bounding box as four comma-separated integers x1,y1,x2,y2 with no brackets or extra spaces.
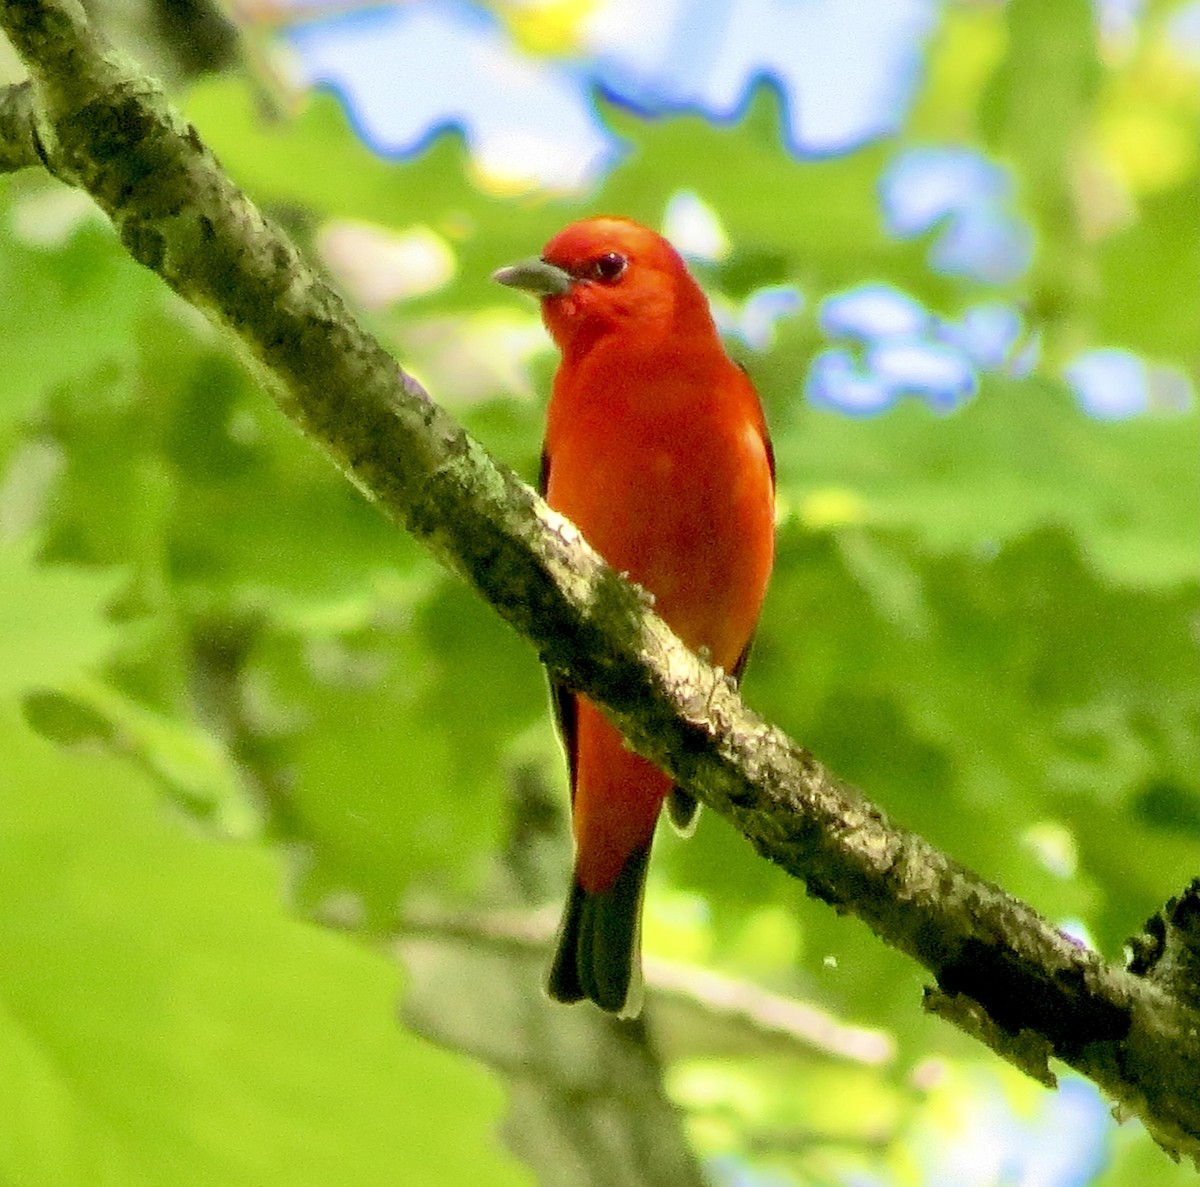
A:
589,252,627,283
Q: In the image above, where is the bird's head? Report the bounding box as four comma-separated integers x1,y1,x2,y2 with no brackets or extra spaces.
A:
493,217,714,358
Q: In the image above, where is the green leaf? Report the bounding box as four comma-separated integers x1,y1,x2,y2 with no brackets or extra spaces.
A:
979,0,1100,178
0,708,530,1187
775,373,1200,587
22,678,258,838
1095,176,1200,365
0,211,159,432
0,535,124,698
268,574,546,924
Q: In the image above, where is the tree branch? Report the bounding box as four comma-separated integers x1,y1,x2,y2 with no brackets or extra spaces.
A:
2,0,1197,1162
0,80,42,170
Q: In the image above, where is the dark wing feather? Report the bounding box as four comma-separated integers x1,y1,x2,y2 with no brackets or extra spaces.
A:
550,680,578,800
666,634,758,833
540,448,580,800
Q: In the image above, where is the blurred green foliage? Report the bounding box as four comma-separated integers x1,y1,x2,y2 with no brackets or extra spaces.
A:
0,1,1197,1184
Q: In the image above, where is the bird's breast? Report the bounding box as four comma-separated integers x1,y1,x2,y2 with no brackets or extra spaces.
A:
544,357,773,668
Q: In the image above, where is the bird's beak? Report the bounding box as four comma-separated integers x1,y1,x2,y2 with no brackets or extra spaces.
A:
492,257,573,298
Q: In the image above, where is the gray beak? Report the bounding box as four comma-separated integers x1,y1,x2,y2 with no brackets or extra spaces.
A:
492,257,573,298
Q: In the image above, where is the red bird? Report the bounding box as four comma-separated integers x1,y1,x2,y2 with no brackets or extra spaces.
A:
494,218,775,1017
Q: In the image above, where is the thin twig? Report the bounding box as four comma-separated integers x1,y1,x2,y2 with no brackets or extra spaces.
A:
396,903,895,1065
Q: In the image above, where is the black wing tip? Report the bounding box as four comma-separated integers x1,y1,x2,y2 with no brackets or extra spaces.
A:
665,787,701,836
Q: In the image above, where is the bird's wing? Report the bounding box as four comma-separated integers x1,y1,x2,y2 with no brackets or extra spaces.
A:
541,448,579,801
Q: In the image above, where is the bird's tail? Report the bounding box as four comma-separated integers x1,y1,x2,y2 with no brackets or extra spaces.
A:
545,846,651,1019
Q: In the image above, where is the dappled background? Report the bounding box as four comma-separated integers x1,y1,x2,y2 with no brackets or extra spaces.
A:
0,0,1197,1185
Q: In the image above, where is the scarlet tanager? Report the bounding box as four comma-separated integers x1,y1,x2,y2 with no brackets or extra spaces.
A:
494,218,775,1018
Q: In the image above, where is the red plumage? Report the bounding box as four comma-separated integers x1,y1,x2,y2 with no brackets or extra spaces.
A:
495,217,775,1017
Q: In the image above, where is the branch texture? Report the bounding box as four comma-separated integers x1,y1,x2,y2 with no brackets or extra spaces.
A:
0,80,41,170
1,0,1197,1162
